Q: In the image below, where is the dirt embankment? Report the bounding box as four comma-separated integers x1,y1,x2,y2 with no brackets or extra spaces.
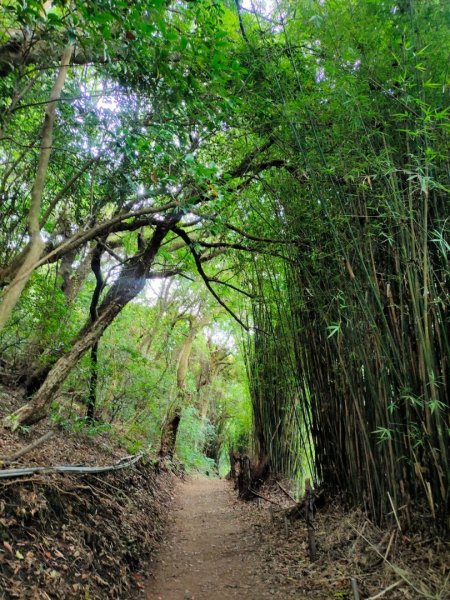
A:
0,386,176,599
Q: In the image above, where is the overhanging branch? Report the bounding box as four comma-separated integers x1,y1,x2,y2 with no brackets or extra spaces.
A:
171,227,249,330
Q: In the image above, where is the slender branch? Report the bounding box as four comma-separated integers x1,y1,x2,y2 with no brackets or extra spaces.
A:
234,0,250,43
87,242,105,422
171,227,249,330
229,138,274,178
194,211,296,244
40,157,98,226
89,243,105,322
147,269,182,279
28,46,74,238
97,240,124,263
209,277,254,299
195,239,293,262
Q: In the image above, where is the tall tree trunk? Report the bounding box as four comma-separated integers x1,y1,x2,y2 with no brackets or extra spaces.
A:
86,242,105,422
14,247,93,396
158,315,208,459
86,341,99,422
194,342,229,452
4,225,171,430
140,279,173,355
0,45,73,330
158,406,182,461
59,246,93,302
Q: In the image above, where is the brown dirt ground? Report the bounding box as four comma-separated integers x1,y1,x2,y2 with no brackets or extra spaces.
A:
147,477,450,600
146,477,282,600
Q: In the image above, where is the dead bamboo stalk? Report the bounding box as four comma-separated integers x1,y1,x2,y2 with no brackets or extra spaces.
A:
304,478,317,562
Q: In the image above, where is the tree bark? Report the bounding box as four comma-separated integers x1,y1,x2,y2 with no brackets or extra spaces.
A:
158,315,208,460
0,45,73,330
237,454,269,500
4,225,171,430
58,245,93,301
228,450,240,483
238,455,252,499
158,410,181,461
86,243,105,422
86,341,99,422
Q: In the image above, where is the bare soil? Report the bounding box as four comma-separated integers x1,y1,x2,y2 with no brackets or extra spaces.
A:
146,477,281,600
147,477,449,600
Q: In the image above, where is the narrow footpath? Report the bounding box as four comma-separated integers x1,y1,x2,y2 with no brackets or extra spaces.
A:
146,477,275,600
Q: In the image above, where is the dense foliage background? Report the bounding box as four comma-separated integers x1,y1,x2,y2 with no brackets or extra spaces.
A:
0,0,448,525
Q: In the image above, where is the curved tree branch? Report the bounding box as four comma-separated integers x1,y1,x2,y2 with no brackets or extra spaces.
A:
171,226,249,330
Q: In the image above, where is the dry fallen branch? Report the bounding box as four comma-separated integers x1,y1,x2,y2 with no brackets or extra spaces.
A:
0,430,55,464
351,525,435,599
249,488,283,506
276,480,296,503
367,580,403,599
0,451,145,479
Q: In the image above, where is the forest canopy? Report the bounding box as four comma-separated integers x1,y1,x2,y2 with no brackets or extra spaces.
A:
0,0,448,525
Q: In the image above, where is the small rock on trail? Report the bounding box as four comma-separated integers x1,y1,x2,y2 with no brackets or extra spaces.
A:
146,477,275,600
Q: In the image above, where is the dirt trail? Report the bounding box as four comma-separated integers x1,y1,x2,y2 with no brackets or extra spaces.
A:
146,477,275,600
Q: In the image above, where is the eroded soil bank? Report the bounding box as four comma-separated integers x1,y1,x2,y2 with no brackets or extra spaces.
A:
0,386,176,599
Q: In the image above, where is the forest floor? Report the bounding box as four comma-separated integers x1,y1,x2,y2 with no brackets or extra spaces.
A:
146,477,279,600
0,385,177,599
0,386,448,599
147,477,449,600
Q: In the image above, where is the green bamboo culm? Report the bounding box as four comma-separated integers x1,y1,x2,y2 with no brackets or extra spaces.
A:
241,0,449,525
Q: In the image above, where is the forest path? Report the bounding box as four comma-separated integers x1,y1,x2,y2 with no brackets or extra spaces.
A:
146,476,275,600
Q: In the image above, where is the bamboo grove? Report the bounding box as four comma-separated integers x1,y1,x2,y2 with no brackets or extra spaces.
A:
0,0,448,528
242,0,449,525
